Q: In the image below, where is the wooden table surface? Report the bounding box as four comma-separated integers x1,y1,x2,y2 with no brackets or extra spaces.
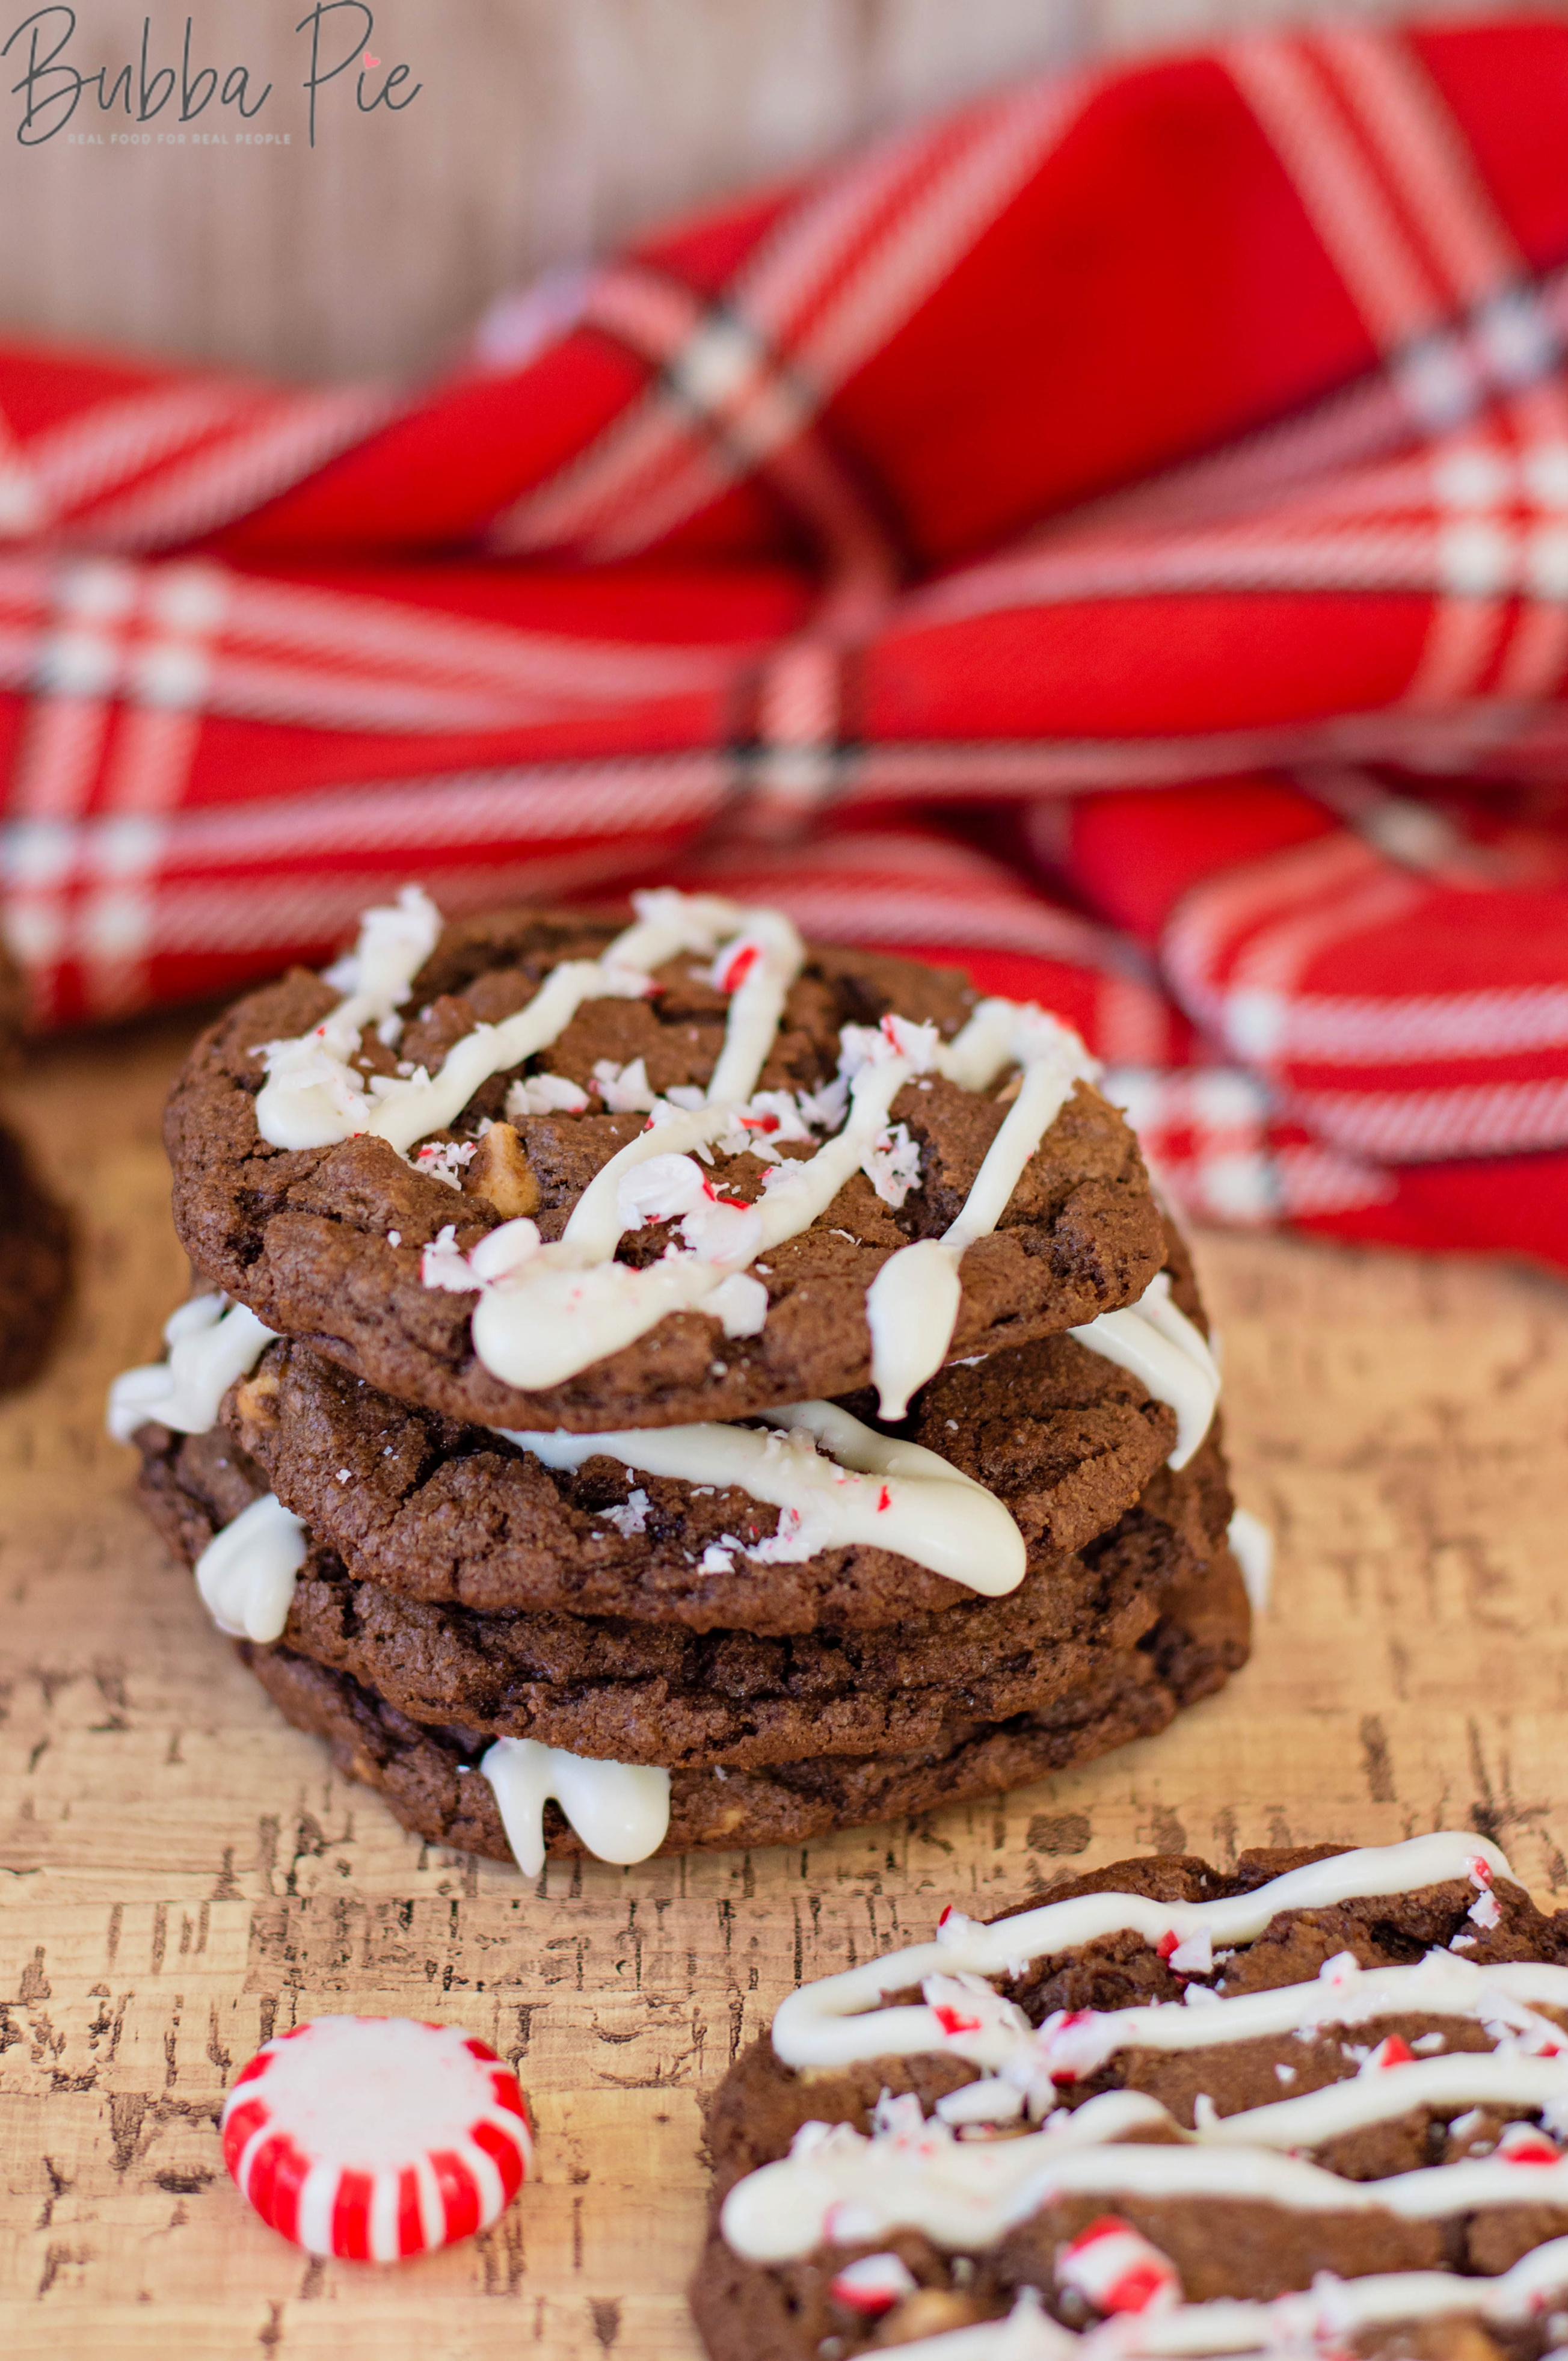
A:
3,1011,1566,2359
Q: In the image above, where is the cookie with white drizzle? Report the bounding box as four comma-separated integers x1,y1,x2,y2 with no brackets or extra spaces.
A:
228,1556,1246,1871
131,1399,1238,1771
212,1229,1215,1633
690,1833,1568,2361
164,890,1167,1431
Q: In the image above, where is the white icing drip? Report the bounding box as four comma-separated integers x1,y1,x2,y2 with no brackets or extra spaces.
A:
106,1295,277,1442
1068,1275,1221,1470
721,2091,1568,2265
881,2239,1568,2360
470,1042,921,1393
1227,1506,1274,1613
479,1735,671,1877
194,1492,308,1643
769,1834,1514,2069
707,910,808,1106
865,1005,1099,1418
500,1397,1027,1598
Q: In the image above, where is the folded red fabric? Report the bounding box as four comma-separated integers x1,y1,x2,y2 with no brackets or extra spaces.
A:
2,16,1566,1264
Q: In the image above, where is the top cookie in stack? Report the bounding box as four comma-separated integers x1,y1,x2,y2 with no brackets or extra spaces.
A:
114,887,1254,1872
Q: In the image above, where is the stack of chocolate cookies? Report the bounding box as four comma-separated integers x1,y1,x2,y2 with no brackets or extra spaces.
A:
112,888,1255,1872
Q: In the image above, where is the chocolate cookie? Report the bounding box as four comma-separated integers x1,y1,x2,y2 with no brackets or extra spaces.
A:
165,902,1167,1430
218,1328,1190,1634
0,1118,72,1396
693,1834,1568,2361
233,1545,1248,1864
134,1415,1235,1770
0,936,25,1073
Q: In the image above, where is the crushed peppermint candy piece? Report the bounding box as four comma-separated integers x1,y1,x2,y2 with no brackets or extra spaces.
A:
1497,2121,1563,2164
1469,1889,1503,1930
1057,2216,1181,2316
828,2253,918,2315
221,2015,532,2261
598,1489,651,1539
1362,2034,1415,2072
505,1072,590,1119
861,1122,922,1208
414,1139,477,1188
1468,1855,1495,1889
593,1056,657,1112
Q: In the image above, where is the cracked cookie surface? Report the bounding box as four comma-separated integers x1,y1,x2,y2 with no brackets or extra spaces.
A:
165,909,1167,1430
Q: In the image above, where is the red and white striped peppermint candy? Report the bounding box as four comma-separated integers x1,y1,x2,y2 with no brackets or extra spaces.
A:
1057,2215,1182,2315
221,2015,532,2261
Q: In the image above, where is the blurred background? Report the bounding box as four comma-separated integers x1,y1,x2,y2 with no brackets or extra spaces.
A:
0,0,1531,381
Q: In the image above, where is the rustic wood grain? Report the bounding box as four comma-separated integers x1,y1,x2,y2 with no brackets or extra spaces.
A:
3,1010,1567,2356
0,0,1537,380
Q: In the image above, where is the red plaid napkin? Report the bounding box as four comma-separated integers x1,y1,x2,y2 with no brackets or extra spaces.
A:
3,16,1566,1266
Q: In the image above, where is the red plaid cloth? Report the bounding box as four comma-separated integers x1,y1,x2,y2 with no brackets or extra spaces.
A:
3,16,1567,1265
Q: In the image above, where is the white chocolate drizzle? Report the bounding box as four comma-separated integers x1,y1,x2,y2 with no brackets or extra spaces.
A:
1226,1506,1274,1613
769,1834,1513,2071
1067,1273,1220,1471
722,2089,1568,2263
253,888,799,1154
246,886,1127,1400
859,2238,1568,2360
479,1735,671,1876
724,1834,1568,2271
500,1398,1027,1598
107,1293,277,1442
865,1006,1099,1418
194,1491,309,1644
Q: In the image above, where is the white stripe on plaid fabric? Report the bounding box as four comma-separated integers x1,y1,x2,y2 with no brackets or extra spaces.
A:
0,413,45,539
1233,28,1568,714
1294,1074,1568,1161
40,753,728,868
3,844,661,1014
1103,1065,1396,1221
1206,870,1430,1063
1160,831,1419,1065
485,100,935,559
81,562,230,1016
5,558,140,1017
1321,25,1568,704
57,384,398,551
0,554,756,736
21,380,267,523
1282,971,1568,1062
684,838,1136,978
1228,37,1450,368
490,76,1086,568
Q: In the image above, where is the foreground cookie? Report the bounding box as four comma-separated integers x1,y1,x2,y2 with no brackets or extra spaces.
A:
165,889,1169,1430
692,1832,1568,2361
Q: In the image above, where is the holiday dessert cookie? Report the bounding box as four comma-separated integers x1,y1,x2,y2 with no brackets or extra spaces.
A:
110,1190,1249,1871
692,1832,1568,2361
132,1412,1234,1770
164,889,1168,1431
0,1118,72,1396
218,1318,1204,1634
233,1544,1246,1870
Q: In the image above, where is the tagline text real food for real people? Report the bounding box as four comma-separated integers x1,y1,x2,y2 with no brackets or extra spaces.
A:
2,5,422,147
